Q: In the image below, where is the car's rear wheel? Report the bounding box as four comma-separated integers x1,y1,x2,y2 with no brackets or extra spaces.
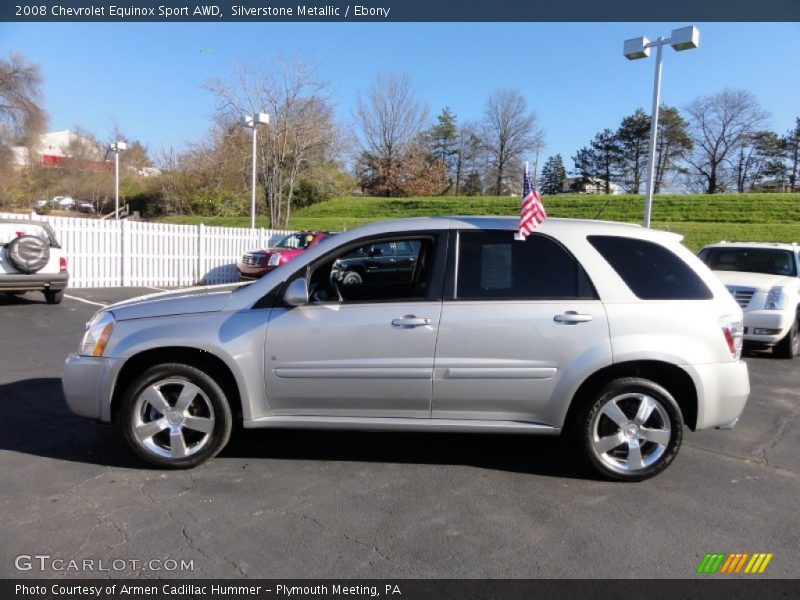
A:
44,289,63,304
773,315,798,359
120,363,232,468
574,378,683,481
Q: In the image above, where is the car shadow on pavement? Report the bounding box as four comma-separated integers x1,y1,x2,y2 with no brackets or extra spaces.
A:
0,377,596,479
222,428,596,480
0,292,47,305
0,378,140,468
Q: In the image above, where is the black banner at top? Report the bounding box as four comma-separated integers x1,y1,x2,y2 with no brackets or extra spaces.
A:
2,0,800,22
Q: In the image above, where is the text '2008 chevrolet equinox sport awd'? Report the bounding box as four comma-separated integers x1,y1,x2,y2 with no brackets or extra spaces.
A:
63,217,749,481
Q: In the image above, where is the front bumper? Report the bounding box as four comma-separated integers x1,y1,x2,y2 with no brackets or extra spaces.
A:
742,309,795,346
691,360,750,430
63,354,119,421
237,264,278,280
0,272,69,292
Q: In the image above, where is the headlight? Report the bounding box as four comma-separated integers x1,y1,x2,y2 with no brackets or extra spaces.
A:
765,286,785,310
80,312,115,357
268,253,283,266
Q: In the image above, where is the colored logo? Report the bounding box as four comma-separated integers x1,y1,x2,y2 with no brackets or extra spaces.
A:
697,552,773,574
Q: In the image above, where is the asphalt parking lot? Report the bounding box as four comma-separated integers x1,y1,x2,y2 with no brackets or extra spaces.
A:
0,287,798,579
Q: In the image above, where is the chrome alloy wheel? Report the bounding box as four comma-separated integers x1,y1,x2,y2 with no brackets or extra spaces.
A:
132,378,216,459
589,393,672,473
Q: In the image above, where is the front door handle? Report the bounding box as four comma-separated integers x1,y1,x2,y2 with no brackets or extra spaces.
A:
392,315,432,328
554,311,593,324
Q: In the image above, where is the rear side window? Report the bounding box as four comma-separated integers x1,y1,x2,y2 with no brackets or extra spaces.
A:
589,235,712,300
0,223,51,246
456,231,597,300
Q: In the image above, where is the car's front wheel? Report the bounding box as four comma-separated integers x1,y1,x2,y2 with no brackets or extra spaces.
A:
120,363,232,468
574,378,683,481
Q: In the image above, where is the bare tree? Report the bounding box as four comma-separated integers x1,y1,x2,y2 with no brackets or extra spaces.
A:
206,55,340,227
0,53,46,164
684,89,769,194
480,88,542,195
354,72,428,196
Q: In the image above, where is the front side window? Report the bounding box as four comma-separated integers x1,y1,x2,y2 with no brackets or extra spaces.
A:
456,231,596,300
307,236,434,304
590,235,712,300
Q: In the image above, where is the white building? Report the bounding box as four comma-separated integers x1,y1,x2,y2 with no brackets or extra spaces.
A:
11,130,104,168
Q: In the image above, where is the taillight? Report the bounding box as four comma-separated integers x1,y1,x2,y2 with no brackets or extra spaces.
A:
59,257,68,273
720,315,743,359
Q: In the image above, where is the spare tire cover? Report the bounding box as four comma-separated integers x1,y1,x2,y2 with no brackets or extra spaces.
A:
7,235,50,274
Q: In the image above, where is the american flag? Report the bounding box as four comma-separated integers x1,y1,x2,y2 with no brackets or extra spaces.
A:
518,166,546,238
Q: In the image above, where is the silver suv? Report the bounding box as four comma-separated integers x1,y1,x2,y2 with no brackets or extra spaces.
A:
63,217,749,481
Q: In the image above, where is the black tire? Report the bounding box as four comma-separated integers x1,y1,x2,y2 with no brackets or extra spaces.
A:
572,377,684,482
6,235,50,274
773,316,798,359
120,363,233,469
44,289,64,304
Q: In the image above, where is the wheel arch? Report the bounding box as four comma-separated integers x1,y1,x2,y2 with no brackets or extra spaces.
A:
564,360,699,432
110,347,243,424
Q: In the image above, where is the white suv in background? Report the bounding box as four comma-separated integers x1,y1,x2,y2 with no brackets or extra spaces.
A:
699,242,799,359
0,218,69,304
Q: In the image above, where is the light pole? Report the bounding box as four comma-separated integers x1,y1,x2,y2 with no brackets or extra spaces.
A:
107,141,127,219
242,112,269,230
624,26,699,228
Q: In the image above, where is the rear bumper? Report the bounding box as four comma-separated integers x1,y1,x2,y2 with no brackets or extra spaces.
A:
691,360,750,430
0,272,69,292
63,354,119,422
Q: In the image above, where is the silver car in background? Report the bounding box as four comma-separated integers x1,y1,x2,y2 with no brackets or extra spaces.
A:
63,217,749,481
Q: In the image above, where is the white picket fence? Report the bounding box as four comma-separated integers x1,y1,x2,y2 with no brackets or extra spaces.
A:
1,212,293,288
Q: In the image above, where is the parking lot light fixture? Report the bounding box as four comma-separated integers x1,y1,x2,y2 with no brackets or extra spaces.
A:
623,26,699,228
242,112,269,230
107,141,127,220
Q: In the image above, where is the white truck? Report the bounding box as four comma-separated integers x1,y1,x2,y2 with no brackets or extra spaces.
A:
699,241,799,358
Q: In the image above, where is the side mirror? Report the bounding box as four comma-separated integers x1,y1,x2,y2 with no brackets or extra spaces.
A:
283,278,309,306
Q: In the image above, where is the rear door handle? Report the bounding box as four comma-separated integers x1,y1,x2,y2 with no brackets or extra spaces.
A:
554,311,593,324
392,315,432,328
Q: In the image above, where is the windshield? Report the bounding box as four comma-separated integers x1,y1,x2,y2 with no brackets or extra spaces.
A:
699,247,797,277
275,233,316,250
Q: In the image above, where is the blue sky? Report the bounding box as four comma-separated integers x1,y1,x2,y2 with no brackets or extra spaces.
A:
1,22,798,170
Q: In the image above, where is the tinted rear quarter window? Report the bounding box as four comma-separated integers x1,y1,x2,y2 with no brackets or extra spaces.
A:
589,235,712,300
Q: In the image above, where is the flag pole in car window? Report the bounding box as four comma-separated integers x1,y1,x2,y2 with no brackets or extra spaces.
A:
517,161,547,241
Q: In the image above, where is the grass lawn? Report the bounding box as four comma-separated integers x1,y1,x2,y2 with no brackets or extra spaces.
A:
159,193,800,251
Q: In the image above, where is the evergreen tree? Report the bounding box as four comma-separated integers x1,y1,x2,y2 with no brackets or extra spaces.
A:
615,108,650,193
783,117,800,192
653,106,692,193
539,154,566,195
426,107,458,193
572,129,622,194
